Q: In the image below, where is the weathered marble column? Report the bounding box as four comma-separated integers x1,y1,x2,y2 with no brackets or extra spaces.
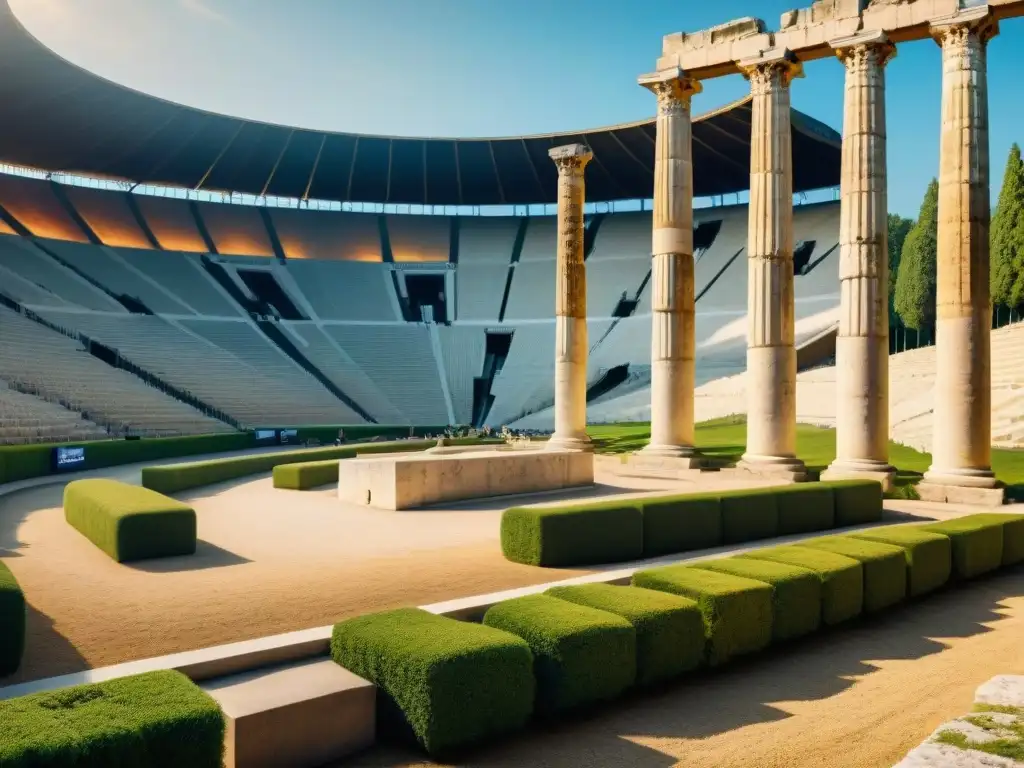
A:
822,31,897,491
919,9,1004,503
547,144,593,452
736,49,806,479
637,67,702,463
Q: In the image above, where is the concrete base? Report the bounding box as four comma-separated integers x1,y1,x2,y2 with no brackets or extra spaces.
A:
820,461,896,494
915,481,1006,507
337,448,595,510
201,658,375,768
623,451,703,477
545,435,593,453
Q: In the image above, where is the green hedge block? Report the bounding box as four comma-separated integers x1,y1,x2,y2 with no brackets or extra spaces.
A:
64,479,196,563
640,493,722,557
921,517,1004,580
0,561,25,677
739,545,863,626
956,513,1024,566
546,584,704,686
483,594,635,716
500,501,644,567
0,670,224,767
272,459,343,490
632,565,773,666
774,484,836,535
796,536,907,612
0,432,254,486
826,480,884,527
331,608,533,756
693,557,821,641
718,488,779,544
850,526,952,597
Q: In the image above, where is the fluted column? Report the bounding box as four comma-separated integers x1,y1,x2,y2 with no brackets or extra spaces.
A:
822,32,897,490
638,67,702,461
920,9,1003,499
736,49,806,478
548,144,593,452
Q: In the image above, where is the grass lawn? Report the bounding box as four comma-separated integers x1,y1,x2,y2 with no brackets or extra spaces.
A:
588,415,1024,500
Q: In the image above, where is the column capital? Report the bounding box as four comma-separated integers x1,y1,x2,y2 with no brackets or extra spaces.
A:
737,48,803,92
930,6,999,48
638,67,702,116
830,30,897,69
548,143,593,175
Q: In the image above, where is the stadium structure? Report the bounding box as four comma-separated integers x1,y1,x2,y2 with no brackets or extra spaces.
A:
0,1,844,445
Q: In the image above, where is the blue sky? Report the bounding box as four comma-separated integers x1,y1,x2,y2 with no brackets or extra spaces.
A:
11,0,1024,217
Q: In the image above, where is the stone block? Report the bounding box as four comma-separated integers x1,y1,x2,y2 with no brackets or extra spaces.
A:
915,482,1006,507
201,658,375,768
975,675,1024,708
337,449,594,510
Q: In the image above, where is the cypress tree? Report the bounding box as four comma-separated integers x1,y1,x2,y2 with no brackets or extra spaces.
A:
991,143,1024,310
887,213,913,327
894,178,939,331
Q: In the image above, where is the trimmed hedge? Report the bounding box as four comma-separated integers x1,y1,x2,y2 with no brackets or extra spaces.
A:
641,493,721,557
64,479,196,563
921,516,1004,580
483,594,635,715
632,565,773,666
739,545,863,626
331,607,533,756
546,584,704,686
796,536,907,613
718,487,779,544
850,525,952,597
0,432,253,486
693,557,821,641
775,484,836,535
958,513,1024,566
0,670,224,767
272,457,350,490
500,500,644,567
0,560,25,677
829,480,884,527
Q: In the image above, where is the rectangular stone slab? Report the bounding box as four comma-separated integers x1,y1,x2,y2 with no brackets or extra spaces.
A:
201,658,374,768
337,448,594,510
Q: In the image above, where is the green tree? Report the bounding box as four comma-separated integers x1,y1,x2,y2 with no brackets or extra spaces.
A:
887,213,914,326
991,143,1024,310
894,178,939,331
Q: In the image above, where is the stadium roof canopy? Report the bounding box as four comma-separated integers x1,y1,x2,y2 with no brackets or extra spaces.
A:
0,2,841,207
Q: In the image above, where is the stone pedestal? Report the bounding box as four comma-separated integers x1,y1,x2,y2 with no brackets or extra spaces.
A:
822,31,896,491
735,49,806,480
919,9,1004,504
547,144,593,453
637,68,702,463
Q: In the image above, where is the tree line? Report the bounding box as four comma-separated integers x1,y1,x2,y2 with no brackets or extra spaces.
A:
890,143,1024,333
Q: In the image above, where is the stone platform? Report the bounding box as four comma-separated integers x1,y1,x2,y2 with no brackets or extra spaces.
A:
337,447,594,510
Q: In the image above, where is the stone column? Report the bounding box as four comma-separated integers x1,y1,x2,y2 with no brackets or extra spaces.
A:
637,67,702,464
822,31,897,491
547,144,593,452
919,9,1004,504
736,49,806,480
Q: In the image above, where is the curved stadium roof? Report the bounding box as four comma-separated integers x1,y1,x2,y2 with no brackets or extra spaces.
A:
0,2,841,207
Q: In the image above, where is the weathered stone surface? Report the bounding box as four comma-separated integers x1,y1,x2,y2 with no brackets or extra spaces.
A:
976,676,1024,708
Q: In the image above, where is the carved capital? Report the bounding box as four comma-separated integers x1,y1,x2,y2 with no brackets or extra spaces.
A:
638,67,702,117
832,30,896,72
930,7,999,52
548,143,593,177
737,48,803,93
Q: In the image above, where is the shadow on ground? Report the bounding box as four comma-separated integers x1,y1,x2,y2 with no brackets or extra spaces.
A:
341,568,1024,768
0,603,87,688
125,540,251,573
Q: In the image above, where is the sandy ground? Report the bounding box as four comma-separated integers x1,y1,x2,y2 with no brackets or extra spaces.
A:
342,568,1024,768
0,463,700,685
